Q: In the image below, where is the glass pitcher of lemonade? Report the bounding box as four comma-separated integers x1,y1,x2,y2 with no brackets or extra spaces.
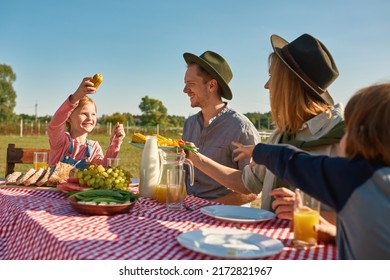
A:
152,150,194,203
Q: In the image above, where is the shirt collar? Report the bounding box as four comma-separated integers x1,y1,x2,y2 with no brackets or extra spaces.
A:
197,102,229,126
301,103,344,135
208,103,228,125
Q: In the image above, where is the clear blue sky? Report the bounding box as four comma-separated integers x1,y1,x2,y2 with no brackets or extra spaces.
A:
1,0,389,118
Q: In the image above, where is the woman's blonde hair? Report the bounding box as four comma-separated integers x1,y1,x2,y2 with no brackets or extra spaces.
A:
344,83,390,165
65,96,97,131
268,53,331,134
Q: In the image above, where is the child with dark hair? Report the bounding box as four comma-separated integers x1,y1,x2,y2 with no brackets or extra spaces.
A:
233,83,390,259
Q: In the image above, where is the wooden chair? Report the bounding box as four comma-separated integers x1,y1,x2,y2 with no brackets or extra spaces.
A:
6,143,50,177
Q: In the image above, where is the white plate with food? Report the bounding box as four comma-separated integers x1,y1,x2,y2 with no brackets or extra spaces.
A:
200,205,276,223
177,228,283,259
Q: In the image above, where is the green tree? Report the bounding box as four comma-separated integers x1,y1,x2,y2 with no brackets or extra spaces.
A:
244,111,273,130
166,115,185,127
99,112,134,126
138,96,167,126
123,113,135,126
105,112,127,125
0,64,17,121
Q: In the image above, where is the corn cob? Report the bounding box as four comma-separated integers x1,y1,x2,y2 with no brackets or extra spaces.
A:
151,134,168,146
91,73,103,90
131,133,147,144
152,134,167,141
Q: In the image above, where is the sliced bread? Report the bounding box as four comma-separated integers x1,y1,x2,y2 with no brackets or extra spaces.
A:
5,171,23,185
24,168,46,186
16,168,38,185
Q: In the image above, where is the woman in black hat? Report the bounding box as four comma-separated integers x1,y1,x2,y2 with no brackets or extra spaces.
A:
247,34,345,219
187,34,345,242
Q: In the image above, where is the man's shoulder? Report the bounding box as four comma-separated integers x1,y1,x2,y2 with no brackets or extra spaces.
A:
225,108,257,128
183,112,200,126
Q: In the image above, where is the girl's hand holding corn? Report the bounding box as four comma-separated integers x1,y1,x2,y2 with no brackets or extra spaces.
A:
70,74,103,103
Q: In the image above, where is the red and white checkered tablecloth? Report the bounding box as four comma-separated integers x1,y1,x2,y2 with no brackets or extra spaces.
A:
0,186,336,260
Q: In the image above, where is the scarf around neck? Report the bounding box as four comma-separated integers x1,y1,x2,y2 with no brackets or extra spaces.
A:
272,121,345,189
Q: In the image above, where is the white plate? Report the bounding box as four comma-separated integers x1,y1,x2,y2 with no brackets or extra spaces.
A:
177,228,283,259
200,205,275,223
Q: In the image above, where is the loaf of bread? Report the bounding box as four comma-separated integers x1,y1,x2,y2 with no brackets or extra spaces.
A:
46,162,75,186
5,162,76,187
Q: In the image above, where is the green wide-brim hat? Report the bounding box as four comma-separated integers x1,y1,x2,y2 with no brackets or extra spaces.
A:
271,34,339,105
183,51,233,100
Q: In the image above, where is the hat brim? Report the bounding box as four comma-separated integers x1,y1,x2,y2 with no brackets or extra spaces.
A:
270,35,334,105
183,52,232,100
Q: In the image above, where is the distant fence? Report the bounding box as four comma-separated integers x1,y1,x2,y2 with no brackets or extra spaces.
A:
0,120,49,136
0,120,182,137
258,130,272,141
0,121,271,142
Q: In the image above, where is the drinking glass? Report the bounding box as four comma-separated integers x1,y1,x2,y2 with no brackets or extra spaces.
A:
107,158,121,167
293,189,321,248
33,152,48,170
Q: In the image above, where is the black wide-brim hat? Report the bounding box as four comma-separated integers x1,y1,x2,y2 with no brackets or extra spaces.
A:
271,34,339,105
183,51,233,100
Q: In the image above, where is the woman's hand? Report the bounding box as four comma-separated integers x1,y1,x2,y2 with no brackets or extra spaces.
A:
315,217,337,243
269,187,295,220
271,187,337,243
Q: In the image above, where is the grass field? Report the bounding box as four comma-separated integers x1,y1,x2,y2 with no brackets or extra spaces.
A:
0,134,144,179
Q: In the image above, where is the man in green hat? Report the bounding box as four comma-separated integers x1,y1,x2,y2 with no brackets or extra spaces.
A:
181,50,260,204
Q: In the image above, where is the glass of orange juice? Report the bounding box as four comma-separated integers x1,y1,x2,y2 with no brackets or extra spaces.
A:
33,152,48,170
293,189,320,248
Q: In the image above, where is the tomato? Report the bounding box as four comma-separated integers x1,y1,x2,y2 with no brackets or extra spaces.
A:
178,139,185,147
67,177,79,184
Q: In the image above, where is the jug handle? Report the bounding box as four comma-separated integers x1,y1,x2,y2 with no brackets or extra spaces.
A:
157,149,164,185
184,158,195,186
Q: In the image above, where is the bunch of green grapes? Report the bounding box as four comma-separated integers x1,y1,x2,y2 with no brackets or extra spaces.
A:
74,164,131,191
